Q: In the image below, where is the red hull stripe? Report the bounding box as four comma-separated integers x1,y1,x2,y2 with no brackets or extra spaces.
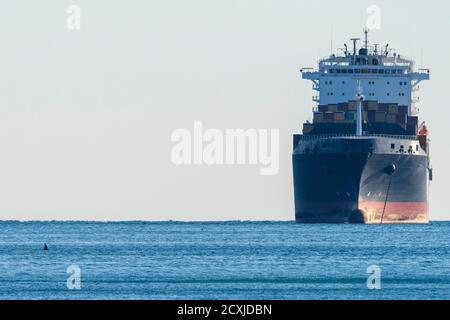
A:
360,201,428,214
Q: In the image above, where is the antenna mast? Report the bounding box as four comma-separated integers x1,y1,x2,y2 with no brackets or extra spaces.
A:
330,25,334,54
364,28,369,49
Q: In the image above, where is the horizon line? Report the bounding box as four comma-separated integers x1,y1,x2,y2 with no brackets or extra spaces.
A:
0,219,449,223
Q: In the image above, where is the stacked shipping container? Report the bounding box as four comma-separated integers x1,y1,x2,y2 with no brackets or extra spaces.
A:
307,101,419,135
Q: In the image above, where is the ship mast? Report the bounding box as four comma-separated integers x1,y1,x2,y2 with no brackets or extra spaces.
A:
363,28,369,50
356,80,364,136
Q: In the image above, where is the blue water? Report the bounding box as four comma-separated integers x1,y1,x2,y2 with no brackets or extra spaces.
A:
0,221,450,300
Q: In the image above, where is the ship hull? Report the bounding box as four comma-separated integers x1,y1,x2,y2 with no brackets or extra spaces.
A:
293,136,429,224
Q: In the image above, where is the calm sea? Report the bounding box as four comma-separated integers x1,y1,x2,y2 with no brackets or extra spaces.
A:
0,221,449,300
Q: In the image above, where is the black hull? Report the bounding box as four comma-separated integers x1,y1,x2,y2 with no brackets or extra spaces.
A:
292,136,429,224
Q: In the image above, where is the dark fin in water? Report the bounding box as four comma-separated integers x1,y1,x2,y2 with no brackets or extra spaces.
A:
44,243,48,250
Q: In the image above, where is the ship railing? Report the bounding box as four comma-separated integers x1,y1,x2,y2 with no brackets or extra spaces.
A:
297,133,419,141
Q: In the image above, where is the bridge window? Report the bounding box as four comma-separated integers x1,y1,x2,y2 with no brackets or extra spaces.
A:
391,144,395,150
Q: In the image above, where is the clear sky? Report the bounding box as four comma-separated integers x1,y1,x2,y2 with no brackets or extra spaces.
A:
0,0,449,220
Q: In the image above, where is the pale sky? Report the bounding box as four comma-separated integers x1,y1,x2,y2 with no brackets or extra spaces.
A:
0,0,449,221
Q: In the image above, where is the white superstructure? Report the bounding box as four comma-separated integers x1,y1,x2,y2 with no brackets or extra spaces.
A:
301,30,430,116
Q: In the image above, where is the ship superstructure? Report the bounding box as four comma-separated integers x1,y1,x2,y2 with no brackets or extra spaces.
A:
293,30,431,223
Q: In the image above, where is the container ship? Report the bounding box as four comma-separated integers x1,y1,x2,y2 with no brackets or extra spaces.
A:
293,30,432,223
